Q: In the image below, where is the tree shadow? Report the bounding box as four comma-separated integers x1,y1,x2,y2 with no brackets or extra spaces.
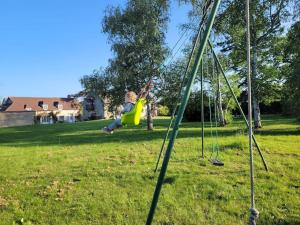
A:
0,116,298,148
259,217,300,225
0,127,240,148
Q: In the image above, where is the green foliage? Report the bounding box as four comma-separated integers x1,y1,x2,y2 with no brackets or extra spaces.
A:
80,68,111,99
215,55,241,124
213,0,290,103
282,21,300,117
183,91,210,122
224,110,233,124
158,105,170,116
179,0,291,127
158,59,187,109
0,116,299,224
102,0,169,106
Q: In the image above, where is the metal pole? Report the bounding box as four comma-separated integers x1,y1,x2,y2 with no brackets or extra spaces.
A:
208,41,268,171
153,106,176,172
153,0,215,173
246,0,259,223
201,58,205,158
146,0,221,223
154,18,204,173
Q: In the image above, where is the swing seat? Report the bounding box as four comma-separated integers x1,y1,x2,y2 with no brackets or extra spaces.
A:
121,98,146,126
210,159,224,166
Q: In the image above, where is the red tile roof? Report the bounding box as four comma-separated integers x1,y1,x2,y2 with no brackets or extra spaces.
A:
4,97,79,112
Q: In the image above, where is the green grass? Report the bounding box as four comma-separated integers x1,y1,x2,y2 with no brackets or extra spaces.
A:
0,115,299,225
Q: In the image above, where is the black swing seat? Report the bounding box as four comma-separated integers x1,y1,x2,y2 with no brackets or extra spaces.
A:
210,159,224,166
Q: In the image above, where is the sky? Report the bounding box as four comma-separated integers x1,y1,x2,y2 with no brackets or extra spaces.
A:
0,0,191,100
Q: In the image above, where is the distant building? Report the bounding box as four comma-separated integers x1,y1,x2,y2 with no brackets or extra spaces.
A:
81,95,106,120
0,97,80,126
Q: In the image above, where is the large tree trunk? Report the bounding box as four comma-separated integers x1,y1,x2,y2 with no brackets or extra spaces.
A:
251,41,262,128
217,72,225,126
252,94,262,128
146,97,153,130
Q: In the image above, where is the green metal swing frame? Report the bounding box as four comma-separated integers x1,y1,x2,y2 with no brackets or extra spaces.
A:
146,0,268,224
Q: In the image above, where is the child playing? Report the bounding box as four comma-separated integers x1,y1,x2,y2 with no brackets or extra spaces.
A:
102,91,137,134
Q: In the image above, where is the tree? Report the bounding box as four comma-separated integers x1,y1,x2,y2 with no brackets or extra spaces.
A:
102,0,169,130
79,68,112,115
181,0,290,128
282,21,300,117
80,68,111,99
214,0,290,128
204,52,241,125
158,58,187,110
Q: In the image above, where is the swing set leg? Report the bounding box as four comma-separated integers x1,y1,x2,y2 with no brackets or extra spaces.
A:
153,107,177,172
208,41,269,172
146,0,221,223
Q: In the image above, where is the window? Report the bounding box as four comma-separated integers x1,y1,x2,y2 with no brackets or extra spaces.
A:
65,114,75,123
38,101,43,107
53,101,63,110
85,99,95,111
24,104,32,111
58,104,63,110
42,104,48,110
40,116,51,124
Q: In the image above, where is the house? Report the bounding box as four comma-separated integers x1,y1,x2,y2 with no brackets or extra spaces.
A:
81,95,105,120
1,97,80,125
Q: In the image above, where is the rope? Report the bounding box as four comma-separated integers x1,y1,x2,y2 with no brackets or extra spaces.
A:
249,208,259,225
168,17,197,56
246,0,258,223
208,91,215,159
211,50,220,160
154,0,216,172
138,80,153,98
133,16,198,99
165,28,195,65
206,47,220,161
154,16,205,173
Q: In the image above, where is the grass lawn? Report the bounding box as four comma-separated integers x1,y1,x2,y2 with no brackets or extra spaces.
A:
0,115,299,225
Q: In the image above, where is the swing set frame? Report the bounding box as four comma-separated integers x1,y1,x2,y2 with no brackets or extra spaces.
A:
146,0,268,224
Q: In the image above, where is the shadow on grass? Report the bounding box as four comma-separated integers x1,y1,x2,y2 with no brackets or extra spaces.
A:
0,128,238,147
0,116,299,148
259,216,300,225
254,129,300,136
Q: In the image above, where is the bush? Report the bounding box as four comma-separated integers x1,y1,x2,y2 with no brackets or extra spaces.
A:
183,92,210,122
158,105,170,116
224,111,233,124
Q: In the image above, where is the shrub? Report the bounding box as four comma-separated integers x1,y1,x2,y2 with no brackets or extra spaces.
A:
224,111,233,124
158,105,170,116
183,92,210,122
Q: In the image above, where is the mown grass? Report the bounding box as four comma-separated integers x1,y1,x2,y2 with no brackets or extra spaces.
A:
0,115,299,225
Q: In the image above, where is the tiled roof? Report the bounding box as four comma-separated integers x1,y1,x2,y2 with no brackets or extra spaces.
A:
4,97,79,112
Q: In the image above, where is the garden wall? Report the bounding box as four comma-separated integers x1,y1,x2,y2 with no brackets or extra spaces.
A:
0,111,35,128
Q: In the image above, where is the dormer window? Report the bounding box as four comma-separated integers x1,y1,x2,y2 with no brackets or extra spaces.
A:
24,104,32,111
53,101,63,110
38,101,43,107
42,104,48,110
58,104,63,110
